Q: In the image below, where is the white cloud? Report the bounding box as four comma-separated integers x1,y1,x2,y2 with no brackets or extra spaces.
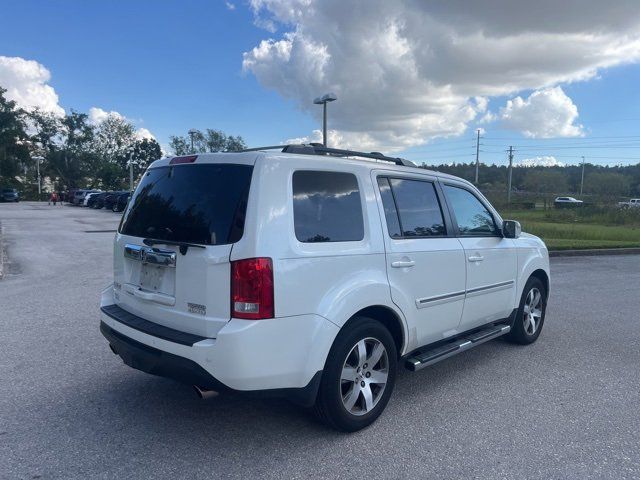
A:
516,155,565,167
89,106,155,141
135,127,155,140
243,0,640,150
225,1,236,10
88,106,125,124
498,87,583,138
0,56,64,116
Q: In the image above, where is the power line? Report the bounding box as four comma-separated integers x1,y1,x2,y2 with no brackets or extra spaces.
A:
409,145,476,153
484,134,640,141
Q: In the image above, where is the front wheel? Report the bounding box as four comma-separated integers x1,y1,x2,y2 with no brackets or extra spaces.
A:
506,277,547,345
314,317,397,432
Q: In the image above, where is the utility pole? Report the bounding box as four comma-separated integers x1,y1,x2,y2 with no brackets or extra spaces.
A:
580,156,585,196
507,146,514,204
474,129,481,184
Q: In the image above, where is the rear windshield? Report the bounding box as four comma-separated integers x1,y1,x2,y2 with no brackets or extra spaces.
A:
119,164,253,245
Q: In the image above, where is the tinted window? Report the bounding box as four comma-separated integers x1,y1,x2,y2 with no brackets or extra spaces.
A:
293,171,364,243
119,164,253,245
444,185,498,235
387,179,445,237
376,178,401,238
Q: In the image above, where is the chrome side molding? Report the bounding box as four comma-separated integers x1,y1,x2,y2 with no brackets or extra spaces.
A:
124,244,176,268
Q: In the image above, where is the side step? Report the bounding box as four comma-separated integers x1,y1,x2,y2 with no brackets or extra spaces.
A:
405,324,511,372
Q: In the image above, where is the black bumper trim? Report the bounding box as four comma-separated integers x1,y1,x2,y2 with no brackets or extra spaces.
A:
100,321,322,407
101,304,207,346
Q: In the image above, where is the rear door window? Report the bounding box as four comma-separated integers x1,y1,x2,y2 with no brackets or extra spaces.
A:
292,171,364,243
377,177,446,237
119,164,253,245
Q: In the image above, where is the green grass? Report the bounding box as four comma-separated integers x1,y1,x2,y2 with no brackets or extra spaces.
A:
500,209,640,250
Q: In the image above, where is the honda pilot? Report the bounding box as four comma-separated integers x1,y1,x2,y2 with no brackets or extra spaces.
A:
100,145,550,431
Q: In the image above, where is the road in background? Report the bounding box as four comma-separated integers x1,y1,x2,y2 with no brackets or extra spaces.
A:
1,202,639,479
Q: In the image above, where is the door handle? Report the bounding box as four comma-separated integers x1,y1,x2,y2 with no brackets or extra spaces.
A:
391,260,415,268
468,255,484,262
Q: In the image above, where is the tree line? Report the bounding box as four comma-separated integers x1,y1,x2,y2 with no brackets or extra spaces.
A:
429,162,640,203
0,87,246,198
2,83,638,202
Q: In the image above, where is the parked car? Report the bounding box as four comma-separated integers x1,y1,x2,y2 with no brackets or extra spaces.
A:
112,192,131,212
73,189,100,205
554,196,583,208
103,191,127,211
100,145,550,432
90,192,110,209
618,198,640,209
66,189,78,204
1,188,19,202
87,192,105,208
83,191,103,207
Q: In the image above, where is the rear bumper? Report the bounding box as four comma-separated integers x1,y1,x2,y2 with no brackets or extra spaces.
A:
99,285,338,406
100,321,227,391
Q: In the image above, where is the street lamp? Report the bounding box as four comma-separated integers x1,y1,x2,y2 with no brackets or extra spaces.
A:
127,146,135,192
33,156,44,198
188,129,198,153
313,93,337,147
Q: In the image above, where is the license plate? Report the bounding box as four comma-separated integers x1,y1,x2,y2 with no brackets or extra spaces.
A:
139,264,165,291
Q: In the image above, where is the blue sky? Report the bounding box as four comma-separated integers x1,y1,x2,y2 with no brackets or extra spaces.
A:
1,0,639,167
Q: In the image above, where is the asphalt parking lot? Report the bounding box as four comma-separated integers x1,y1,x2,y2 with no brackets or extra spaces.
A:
1,202,639,479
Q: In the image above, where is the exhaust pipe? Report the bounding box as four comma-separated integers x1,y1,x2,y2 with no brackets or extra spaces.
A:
193,385,218,400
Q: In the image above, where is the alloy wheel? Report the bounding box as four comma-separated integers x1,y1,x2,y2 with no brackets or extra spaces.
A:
523,287,543,335
340,337,389,416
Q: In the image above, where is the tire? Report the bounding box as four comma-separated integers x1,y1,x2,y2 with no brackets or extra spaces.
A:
314,317,397,432
506,277,547,345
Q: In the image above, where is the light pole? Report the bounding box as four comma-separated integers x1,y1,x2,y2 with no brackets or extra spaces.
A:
313,93,337,147
127,146,135,193
33,156,44,198
188,129,198,153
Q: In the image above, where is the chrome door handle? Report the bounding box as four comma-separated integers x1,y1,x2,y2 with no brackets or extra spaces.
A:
391,260,415,268
468,255,484,262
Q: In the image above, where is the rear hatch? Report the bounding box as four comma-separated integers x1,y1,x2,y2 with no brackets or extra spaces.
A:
113,161,254,338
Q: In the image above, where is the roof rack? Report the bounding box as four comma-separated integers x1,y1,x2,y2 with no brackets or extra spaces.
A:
239,143,416,167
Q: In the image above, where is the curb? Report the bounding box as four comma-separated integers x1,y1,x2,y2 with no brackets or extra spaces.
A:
549,247,640,257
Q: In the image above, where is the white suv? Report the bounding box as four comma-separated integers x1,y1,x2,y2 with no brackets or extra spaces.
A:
100,145,550,431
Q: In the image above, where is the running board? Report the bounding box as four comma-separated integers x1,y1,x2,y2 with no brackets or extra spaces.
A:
405,324,511,372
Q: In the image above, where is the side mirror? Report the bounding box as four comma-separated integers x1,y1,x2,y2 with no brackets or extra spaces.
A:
502,220,521,239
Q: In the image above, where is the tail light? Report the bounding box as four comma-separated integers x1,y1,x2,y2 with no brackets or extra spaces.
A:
231,258,274,320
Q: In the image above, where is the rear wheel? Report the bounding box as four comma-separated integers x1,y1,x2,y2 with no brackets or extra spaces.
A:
315,317,397,432
506,277,546,345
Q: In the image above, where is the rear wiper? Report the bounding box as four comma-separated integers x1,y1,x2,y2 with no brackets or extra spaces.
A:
143,238,206,255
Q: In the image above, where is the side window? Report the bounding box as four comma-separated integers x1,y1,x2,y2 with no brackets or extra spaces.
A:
376,178,401,238
443,185,498,236
377,177,446,237
292,171,364,243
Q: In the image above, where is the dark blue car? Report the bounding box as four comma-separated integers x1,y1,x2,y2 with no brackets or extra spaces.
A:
1,188,19,202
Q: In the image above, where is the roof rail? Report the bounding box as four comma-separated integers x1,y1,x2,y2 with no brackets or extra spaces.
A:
239,144,416,167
